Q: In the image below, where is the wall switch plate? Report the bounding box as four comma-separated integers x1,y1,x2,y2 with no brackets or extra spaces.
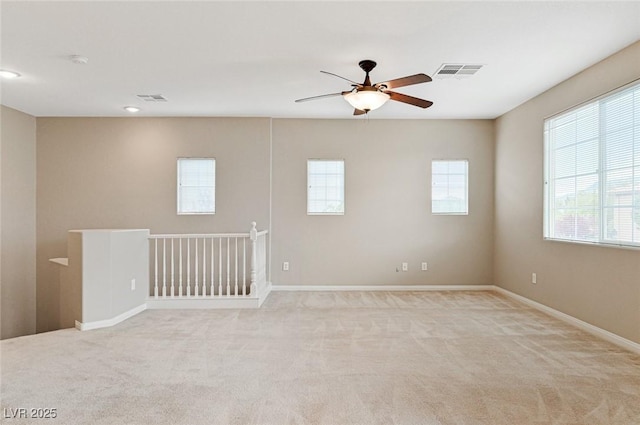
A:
131,279,136,291
532,273,537,284
283,261,289,271
402,262,408,272
421,262,428,271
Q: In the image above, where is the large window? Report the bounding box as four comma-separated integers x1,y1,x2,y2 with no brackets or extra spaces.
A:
177,158,215,214
432,160,468,215
307,159,345,215
544,80,640,247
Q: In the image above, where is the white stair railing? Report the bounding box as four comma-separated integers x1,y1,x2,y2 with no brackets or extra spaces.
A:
149,222,267,299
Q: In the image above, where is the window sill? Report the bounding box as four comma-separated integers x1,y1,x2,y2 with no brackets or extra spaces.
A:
543,237,640,251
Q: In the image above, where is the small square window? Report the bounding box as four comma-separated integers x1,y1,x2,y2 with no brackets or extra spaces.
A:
307,159,345,215
177,158,215,214
432,160,468,215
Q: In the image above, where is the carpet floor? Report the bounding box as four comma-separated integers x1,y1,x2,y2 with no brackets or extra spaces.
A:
1,291,640,425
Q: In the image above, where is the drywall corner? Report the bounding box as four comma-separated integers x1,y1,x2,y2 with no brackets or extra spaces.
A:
1,105,36,339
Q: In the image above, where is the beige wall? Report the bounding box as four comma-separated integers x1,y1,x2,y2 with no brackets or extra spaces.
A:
26,42,640,344
494,41,640,344
34,116,494,332
271,119,494,287
36,117,271,332
1,106,37,339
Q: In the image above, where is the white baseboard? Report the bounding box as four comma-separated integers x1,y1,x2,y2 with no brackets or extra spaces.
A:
271,284,494,292
270,283,640,354
493,286,640,355
75,304,147,331
145,282,272,309
258,281,272,307
74,284,640,355
146,296,261,309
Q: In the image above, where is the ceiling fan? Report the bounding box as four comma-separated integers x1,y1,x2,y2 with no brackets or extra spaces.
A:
295,60,433,115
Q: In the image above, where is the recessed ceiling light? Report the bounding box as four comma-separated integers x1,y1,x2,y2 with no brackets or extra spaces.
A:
0,69,21,79
124,106,140,113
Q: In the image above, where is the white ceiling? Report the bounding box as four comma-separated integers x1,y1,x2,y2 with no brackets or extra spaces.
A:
1,1,639,119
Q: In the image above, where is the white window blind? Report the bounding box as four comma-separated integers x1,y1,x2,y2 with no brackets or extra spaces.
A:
544,80,640,247
177,158,215,214
307,159,344,215
432,160,469,215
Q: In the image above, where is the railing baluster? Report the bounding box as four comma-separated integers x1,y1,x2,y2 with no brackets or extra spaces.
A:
261,235,266,284
218,238,222,296
243,238,246,296
194,237,199,296
170,239,175,297
210,238,214,297
187,238,191,297
234,237,238,296
162,239,167,298
250,222,257,296
154,239,158,298
179,238,183,297
202,238,206,296
226,237,230,296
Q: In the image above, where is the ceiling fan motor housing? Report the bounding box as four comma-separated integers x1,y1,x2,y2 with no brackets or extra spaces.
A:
358,60,377,74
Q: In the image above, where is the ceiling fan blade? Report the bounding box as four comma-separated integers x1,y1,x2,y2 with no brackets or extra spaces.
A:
375,73,432,90
295,92,347,103
320,70,360,85
385,90,433,109
353,108,366,116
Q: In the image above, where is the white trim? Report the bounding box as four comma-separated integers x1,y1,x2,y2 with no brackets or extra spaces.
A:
150,232,249,239
494,287,640,355
268,118,273,285
270,284,640,354
258,281,272,307
146,296,260,309
75,303,147,331
73,283,640,355
271,284,494,292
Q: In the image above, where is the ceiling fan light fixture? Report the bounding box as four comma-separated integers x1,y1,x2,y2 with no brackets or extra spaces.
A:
343,90,390,112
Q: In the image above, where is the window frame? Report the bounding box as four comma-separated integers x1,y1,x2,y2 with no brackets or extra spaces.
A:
176,157,216,215
543,79,640,248
307,159,345,216
431,159,469,216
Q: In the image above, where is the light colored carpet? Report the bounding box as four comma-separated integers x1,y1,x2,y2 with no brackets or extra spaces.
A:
1,291,640,425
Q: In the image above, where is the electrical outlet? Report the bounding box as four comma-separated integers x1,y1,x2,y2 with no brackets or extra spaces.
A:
421,262,428,271
402,262,408,272
531,273,537,284
282,261,289,271
131,279,136,291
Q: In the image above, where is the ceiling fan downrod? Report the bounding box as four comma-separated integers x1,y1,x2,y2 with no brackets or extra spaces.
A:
358,60,377,87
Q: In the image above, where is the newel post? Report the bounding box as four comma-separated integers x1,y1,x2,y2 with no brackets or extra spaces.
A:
249,222,258,296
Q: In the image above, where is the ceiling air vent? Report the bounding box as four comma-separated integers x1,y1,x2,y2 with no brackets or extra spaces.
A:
434,64,483,79
136,94,168,102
